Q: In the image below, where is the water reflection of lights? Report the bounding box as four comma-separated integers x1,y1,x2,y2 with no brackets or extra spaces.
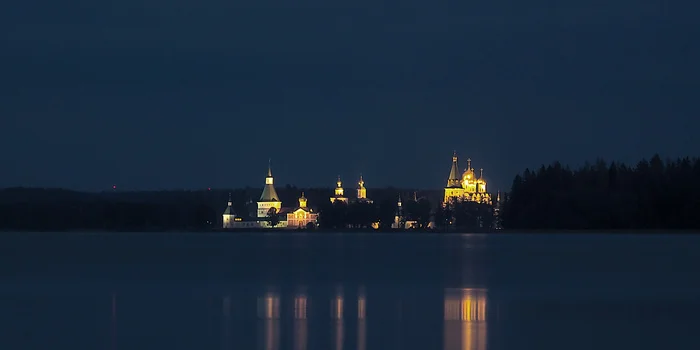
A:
258,291,280,320
258,291,281,350
357,288,366,350
294,292,308,350
331,287,344,350
443,288,488,350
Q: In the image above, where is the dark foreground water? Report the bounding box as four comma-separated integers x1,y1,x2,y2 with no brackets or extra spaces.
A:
1,232,699,350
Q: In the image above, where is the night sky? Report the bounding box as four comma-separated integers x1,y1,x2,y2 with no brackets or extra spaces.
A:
1,0,697,192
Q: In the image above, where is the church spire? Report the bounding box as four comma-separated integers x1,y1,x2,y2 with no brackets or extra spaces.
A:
223,192,235,216
334,175,345,197
357,174,367,200
299,192,307,208
331,175,348,203
480,168,483,179
467,158,472,170
259,161,279,202
394,194,403,228
447,151,461,187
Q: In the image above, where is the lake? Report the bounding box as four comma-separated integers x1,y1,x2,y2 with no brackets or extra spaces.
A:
0,232,699,349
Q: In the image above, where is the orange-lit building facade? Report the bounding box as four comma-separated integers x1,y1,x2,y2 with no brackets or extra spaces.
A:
287,192,319,229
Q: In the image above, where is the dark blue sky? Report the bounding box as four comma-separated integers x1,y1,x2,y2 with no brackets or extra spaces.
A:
1,0,698,191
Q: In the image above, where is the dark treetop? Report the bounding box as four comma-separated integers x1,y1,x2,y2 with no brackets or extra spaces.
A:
500,155,700,230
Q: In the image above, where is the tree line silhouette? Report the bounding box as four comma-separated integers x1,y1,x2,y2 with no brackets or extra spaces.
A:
0,186,444,231
500,155,700,230
1,154,698,231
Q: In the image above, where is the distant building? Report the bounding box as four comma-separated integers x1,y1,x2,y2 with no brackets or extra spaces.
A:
286,192,319,229
443,151,493,205
391,194,420,229
257,162,282,219
222,193,237,228
222,161,320,229
330,176,349,204
330,174,374,204
329,174,379,229
494,191,503,229
391,195,404,229
355,175,373,204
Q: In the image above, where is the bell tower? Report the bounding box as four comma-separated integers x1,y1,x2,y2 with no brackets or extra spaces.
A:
357,174,367,200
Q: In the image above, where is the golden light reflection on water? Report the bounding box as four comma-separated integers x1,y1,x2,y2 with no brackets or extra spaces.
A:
331,287,344,350
245,286,488,350
444,288,488,350
294,292,308,350
357,288,366,350
257,291,280,350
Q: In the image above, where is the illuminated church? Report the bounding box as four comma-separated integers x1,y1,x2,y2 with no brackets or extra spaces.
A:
330,174,373,204
222,162,318,229
444,151,492,205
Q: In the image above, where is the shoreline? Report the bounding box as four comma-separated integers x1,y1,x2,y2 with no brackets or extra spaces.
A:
1,228,699,235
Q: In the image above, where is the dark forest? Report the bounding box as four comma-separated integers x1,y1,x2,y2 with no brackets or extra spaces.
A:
1,155,699,231
499,155,700,230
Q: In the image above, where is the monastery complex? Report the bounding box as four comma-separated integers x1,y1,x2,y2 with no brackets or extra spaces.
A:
222,152,497,229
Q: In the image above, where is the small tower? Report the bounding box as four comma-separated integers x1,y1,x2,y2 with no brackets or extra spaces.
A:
357,174,367,200
257,160,282,218
299,192,307,209
330,175,348,203
446,151,461,188
222,193,236,228
335,176,344,196
393,195,403,229
444,151,465,204
265,159,274,185
494,190,503,229
476,168,488,199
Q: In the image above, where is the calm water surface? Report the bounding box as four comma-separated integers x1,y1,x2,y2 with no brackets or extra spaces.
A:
1,232,699,349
